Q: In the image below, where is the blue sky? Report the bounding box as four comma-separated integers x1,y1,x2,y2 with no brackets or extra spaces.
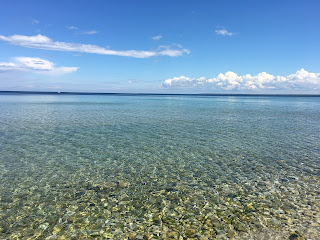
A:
0,0,319,93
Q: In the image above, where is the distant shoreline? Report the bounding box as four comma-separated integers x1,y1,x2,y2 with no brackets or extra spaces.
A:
0,91,320,97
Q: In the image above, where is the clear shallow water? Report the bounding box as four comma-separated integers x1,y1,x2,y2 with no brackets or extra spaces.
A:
0,94,319,239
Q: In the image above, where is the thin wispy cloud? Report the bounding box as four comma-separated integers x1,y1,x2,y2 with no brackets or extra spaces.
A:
215,27,235,36
66,26,96,34
32,19,39,24
0,34,190,58
66,26,97,34
162,69,320,91
0,57,78,75
66,26,78,30
152,35,162,40
82,30,98,35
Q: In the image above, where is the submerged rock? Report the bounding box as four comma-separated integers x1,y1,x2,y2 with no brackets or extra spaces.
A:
117,180,130,188
289,231,305,240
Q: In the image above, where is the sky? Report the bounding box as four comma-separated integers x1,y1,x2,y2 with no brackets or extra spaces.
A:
0,0,319,93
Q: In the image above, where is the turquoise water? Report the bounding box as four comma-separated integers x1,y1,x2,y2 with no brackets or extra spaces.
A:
0,94,319,239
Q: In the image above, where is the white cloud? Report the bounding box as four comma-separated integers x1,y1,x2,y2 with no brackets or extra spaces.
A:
162,69,320,91
82,30,98,35
66,26,78,30
0,57,78,75
215,28,234,36
152,35,163,40
157,45,190,57
163,76,197,88
0,34,190,58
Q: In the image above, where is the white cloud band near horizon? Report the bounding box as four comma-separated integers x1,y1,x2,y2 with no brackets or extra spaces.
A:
162,69,320,91
0,34,190,58
0,57,78,75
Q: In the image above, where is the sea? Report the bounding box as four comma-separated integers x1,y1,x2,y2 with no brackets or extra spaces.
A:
0,92,319,239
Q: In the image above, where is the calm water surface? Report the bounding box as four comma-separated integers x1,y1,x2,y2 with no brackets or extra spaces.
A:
0,94,319,239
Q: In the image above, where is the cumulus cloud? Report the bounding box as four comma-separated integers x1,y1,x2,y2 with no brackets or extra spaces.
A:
162,69,320,91
152,35,163,40
215,27,234,36
0,34,190,58
0,57,78,75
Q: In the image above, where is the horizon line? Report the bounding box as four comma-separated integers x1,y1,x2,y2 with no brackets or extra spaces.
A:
1,91,320,97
